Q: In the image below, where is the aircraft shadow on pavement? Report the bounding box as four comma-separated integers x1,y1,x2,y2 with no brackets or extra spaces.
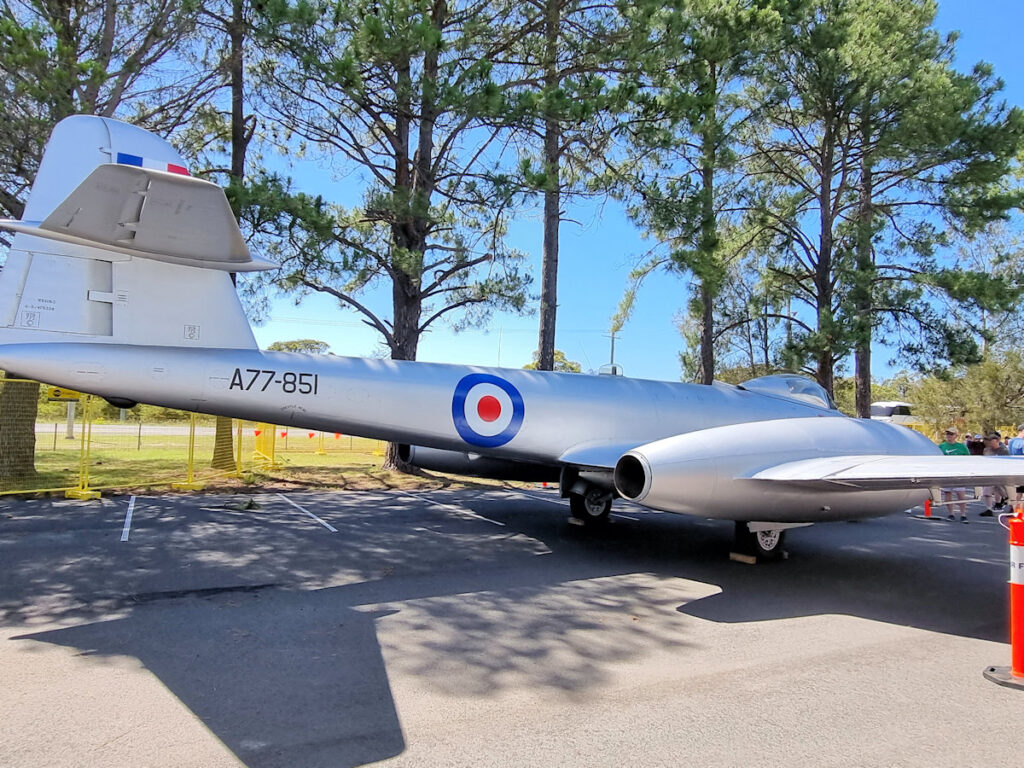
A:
2,492,695,767
3,491,1013,767
461,493,1011,643
18,595,405,768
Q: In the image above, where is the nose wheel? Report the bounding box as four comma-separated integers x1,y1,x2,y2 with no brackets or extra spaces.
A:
570,488,612,523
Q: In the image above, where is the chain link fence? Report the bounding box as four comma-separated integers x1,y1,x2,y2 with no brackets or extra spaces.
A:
0,379,386,497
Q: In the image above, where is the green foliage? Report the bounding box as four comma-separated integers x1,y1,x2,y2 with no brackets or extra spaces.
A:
617,0,789,382
747,0,1024,394
0,0,214,220
945,224,1024,354
523,350,582,373
0,0,225,478
2,0,1023,421
489,0,634,371
252,0,532,361
711,363,786,386
830,376,907,416
904,351,1024,436
34,392,195,425
266,339,331,354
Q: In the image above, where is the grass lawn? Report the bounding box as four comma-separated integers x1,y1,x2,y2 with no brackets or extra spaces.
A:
11,429,511,497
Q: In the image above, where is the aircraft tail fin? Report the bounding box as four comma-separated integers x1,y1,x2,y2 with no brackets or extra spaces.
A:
0,115,272,350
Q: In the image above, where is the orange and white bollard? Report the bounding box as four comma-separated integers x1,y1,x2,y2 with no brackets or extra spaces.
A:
984,511,1024,689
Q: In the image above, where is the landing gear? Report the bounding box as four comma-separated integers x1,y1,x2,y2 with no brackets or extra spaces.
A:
733,521,787,561
561,467,614,525
569,487,612,524
751,527,785,559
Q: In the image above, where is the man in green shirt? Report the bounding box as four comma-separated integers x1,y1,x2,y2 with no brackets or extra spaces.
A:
939,427,970,522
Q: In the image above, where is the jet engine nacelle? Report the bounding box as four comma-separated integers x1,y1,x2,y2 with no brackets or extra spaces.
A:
613,417,934,522
398,445,561,483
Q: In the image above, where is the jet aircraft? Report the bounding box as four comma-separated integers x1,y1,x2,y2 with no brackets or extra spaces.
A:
1,115,1022,559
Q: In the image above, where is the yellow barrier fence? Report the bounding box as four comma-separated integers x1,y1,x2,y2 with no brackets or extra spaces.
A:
0,379,387,498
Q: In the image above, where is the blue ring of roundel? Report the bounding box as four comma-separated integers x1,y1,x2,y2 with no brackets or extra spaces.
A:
451,373,525,448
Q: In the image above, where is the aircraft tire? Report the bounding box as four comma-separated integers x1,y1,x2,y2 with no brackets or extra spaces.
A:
734,522,787,561
570,490,612,523
751,528,786,560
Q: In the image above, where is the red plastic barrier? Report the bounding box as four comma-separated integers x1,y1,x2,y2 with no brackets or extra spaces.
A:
1010,514,1024,677
984,512,1024,689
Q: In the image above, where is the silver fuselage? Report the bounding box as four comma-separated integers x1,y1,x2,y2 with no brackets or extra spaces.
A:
1,342,946,521
2,343,842,460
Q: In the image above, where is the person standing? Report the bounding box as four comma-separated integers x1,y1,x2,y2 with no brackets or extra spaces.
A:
938,428,970,523
1008,424,1024,511
981,431,1009,517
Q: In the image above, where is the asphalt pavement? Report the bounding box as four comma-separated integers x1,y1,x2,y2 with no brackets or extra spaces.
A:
0,488,1021,767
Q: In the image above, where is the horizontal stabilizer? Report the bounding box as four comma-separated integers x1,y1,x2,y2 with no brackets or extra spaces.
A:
0,164,274,273
750,454,1024,490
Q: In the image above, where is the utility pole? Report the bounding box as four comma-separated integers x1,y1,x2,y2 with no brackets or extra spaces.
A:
599,331,623,376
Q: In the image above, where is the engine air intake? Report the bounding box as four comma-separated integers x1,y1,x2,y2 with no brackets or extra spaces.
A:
614,454,648,500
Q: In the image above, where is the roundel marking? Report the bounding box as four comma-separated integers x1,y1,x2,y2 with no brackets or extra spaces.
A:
452,373,525,448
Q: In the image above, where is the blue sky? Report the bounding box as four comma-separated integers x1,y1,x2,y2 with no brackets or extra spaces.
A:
250,0,1024,382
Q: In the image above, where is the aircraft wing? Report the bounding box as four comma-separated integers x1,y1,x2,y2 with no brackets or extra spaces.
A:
558,441,644,470
749,454,1024,490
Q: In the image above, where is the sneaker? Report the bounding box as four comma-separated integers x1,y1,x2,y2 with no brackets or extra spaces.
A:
961,516,969,524
996,500,1007,510
947,514,955,521
980,509,994,517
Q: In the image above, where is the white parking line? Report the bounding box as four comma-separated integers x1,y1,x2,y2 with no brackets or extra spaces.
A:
276,493,338,532
507,488,567,507
392,489,505,527
120,496,136,542
507,488,639,521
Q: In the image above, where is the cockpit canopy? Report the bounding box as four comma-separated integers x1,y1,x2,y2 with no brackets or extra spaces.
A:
737,374,837,410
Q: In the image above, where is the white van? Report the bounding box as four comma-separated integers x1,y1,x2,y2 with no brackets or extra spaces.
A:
870,401,916,425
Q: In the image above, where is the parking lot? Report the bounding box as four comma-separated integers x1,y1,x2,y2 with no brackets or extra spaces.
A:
1,487,1022,767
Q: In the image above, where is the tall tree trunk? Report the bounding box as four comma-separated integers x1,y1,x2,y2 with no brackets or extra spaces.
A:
230,0,246,181
853,111,875,418
696,69,718,386
381,45,426,473
382,272,423,471
212,0,249,471
815,120,836,397
761,293,771,372
0,378,39,485
698,282,714,384
536,0,561,372
0,18,82,484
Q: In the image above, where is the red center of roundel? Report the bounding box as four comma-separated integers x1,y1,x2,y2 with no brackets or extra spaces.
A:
476,395,502,423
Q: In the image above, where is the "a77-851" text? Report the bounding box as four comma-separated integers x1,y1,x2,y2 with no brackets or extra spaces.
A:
229,368,319,395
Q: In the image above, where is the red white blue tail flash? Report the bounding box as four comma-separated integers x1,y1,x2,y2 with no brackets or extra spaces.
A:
116,152,189,176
